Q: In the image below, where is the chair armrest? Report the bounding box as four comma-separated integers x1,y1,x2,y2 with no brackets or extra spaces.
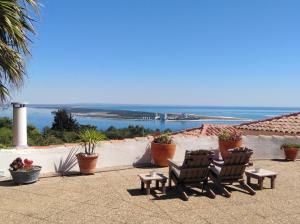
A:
168,159,182,170
213,160,224,167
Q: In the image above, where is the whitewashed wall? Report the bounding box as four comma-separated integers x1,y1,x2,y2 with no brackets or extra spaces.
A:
0,135,299,177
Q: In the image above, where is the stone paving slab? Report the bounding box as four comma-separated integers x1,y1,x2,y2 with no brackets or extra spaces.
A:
0,160,299,224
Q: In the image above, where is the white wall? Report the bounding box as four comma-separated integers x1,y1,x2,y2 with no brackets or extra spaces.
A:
0,135,299,178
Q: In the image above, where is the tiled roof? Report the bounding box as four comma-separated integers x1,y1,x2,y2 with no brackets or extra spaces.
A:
237,112,300,135
174,124,238,137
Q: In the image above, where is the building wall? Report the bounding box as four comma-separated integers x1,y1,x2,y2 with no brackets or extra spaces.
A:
0,135,299,178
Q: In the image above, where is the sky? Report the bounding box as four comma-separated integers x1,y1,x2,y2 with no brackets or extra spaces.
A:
12,0,300,107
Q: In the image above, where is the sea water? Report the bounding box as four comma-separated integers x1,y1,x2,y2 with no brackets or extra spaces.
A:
0,104,299,131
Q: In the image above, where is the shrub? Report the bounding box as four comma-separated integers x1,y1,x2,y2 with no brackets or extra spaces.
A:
0,127,13,147
51,109,79,131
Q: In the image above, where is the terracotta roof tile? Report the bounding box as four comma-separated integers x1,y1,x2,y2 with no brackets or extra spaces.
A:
237,112,300,135
174,124,239,137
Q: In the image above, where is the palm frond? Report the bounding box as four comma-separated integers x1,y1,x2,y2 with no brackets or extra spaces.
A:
0,0,39,102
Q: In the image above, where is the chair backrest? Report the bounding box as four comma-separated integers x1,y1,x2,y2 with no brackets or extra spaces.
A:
219,147,253,179
179,150,214,182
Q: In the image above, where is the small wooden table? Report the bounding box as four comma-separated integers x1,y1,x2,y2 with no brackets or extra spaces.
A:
245,169,278,190
138,173,168,195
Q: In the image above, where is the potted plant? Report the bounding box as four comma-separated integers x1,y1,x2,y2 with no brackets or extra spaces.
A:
9,158,41,185
151,134,176,167
280,144,300,161
218,130,243,159
76,129,106,174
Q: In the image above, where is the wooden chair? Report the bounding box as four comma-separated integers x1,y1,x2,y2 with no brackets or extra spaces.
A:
168,150,215,201
209,147,256,198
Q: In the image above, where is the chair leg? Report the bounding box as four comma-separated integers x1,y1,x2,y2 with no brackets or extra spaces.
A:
239,180,256,195
221,185,231,198
209,173,231,198
177,185,189,201
205,185,216,199
168,177,172,188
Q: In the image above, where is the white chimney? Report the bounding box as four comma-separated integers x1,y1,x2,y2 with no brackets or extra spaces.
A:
12,102,28,148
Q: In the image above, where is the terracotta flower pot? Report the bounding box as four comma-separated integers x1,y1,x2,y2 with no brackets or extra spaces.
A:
151,142,176,167
76,153,98,174
218,139,243,160
283,147,298,161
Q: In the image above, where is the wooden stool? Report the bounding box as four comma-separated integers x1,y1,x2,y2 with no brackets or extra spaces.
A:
138,173,168,195
245,169,277,190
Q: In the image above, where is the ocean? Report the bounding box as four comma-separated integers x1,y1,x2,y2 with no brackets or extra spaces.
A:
1,104,299,131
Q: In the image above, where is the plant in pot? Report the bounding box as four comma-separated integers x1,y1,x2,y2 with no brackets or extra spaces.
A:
280,144,300,161
9,158,42,185
218,130,243,160
151,134,176,167
76,129,106,174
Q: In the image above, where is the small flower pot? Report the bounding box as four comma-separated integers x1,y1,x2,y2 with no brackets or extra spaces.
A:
9,166,42,185
76,153,98,174
218,139,243,160
283,147,298,161
151,142,176,167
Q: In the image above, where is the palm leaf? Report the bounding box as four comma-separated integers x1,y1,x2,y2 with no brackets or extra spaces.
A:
0,0,39,102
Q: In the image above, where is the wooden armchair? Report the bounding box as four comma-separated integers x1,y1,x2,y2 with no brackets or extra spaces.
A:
168,150,215,201
209,147,256,198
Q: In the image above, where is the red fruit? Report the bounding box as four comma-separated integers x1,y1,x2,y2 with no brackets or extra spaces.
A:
24,159,33,165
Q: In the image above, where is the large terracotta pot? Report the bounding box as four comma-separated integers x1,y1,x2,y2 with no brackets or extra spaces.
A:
283,147,298,161
76,153,98,174
151,142,176,167
218,139,242,160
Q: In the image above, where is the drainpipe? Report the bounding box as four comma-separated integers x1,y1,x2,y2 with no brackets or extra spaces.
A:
12,102,28,148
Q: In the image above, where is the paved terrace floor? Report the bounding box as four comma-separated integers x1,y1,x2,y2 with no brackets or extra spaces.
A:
0,160,299,224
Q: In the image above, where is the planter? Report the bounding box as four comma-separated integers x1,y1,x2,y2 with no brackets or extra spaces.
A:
219,139,243,160
151,142,176,167
9,166,41,185
76,153,98,174
283,147,298,161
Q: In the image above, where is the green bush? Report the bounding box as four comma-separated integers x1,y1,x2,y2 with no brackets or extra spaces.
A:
0,127,13,147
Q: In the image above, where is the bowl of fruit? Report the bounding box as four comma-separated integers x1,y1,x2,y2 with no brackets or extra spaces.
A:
9,158,41,185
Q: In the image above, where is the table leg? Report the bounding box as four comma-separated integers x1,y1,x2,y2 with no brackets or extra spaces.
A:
258,177,264,190
146,181,151,195
271,176,276,189
247,175,251,185
156,180,159,189
141,181,145,190
162,181,166,194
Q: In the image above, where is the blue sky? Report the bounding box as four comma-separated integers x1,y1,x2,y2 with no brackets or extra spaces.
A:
14,0,300,107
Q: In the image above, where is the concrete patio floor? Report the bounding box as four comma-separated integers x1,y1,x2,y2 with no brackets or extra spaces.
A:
0,160,299,224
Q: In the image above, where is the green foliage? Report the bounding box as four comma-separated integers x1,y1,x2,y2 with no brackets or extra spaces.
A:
0,127,13,147
0,0,39,102
104,125,154,139
0,116,174,148
153,134,173,144
51,109,79,131
281,144,300,150
218,130,242,141
79,129,106,155
0,117,12,128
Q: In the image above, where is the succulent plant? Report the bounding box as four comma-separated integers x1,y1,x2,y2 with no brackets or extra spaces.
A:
153,134,173,144
218,130,242,142
281,144,300,150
